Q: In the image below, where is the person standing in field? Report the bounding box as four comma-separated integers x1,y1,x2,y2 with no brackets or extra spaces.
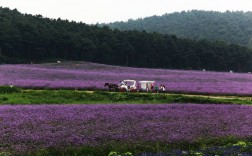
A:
162,85,166,93
151,83,154,91
146,83,149,92
119,80,125,86
155,84,159,93
160,84,165,93
137,83,140,92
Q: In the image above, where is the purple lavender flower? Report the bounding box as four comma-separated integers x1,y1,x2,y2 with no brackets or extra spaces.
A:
1,104,252,154
1,62,252,95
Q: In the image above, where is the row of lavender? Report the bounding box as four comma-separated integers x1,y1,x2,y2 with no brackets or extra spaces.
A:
1,62,252,94
1,104,252,154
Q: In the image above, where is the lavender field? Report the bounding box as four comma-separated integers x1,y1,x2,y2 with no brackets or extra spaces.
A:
1,62,252,95
1,104,252,154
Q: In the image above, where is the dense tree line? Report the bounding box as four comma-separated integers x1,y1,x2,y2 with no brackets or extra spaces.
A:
105,10,252,48
1,7,252,72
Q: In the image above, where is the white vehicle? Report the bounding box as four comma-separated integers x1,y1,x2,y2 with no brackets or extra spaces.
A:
119,80,137,91
139,81,155,91
119,80,155,92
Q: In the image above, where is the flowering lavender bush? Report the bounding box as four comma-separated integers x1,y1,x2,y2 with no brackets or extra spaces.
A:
1,104,252,154
1,62,252,95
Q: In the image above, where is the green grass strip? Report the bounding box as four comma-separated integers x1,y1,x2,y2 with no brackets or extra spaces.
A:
0,89,251,105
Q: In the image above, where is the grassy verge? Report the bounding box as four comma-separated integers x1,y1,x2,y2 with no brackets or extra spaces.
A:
5,138,252,156
0,89,251,104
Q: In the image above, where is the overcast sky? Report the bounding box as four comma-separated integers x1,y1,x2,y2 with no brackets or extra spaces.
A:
0,0,251,24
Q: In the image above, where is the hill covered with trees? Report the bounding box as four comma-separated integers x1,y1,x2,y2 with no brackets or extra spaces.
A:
105,10,252,48
1,7,252,72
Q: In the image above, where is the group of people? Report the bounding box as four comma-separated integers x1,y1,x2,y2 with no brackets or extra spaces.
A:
136,83,166,93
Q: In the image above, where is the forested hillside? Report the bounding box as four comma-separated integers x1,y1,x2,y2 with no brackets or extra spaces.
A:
1,7,252,72
106,10,252,47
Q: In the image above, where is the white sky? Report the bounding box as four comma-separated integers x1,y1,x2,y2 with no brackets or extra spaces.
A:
0,0,251,24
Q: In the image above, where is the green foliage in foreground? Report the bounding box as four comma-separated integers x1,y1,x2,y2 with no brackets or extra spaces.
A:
0,152,11,156
12,139,252,156
0,89,251,105
0,86,21,94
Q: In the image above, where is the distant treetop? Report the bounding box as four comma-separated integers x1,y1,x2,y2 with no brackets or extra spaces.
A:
105,10,252,47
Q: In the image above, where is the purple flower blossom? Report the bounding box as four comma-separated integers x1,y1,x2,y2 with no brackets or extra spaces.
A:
0,104,252,154
1,62,252,94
